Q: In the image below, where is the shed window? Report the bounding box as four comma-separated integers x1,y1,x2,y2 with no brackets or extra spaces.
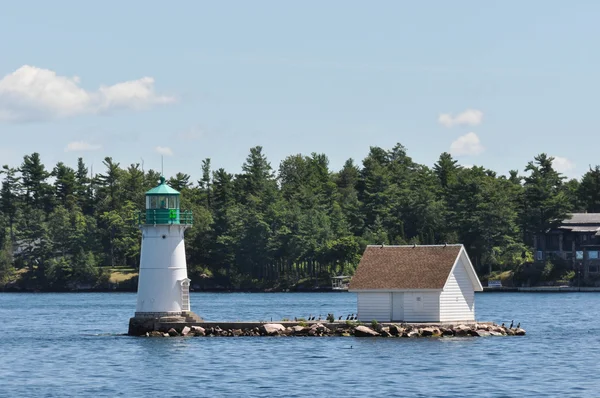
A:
589,251,599,259
576,251,584,260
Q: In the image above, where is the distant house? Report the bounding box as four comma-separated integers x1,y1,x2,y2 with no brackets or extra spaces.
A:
534,213,600,278
348,244,483,323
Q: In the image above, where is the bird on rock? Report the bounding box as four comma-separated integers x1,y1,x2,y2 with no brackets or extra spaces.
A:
509,320,514,329
346,314,350,320
501,323,505,328
338,316,342,321
516,322,520,329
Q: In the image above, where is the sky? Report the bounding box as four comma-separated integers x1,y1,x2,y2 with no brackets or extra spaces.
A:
1,1,599,181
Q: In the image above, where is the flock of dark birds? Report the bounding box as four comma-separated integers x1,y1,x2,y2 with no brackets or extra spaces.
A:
501,321,521,329
291,315,522,328
294,314,357,321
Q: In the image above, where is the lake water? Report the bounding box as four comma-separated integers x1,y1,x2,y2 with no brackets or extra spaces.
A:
0,292,599,397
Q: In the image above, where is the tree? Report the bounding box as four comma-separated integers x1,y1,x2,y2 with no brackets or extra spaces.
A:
52,162,77,208
579,166,600,213
521,154,572,244
0,166,21,243
433,152,459,189
20,153,52,211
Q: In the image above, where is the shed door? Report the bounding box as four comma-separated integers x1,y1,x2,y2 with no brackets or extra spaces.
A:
392,293,404,321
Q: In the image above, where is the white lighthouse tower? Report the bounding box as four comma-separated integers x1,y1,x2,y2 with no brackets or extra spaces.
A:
129,177,201,335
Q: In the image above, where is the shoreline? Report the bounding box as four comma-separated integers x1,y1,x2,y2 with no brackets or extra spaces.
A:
3,286,600,293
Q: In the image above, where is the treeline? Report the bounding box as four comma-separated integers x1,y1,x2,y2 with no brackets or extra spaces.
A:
0,144,599,290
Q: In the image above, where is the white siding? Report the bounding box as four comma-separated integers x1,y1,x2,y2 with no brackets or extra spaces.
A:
439,256,475,322
402,292,441,322
357,292,391,322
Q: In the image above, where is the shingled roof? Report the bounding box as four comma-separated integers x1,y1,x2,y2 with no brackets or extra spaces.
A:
349,244,465,290
562,213,600,225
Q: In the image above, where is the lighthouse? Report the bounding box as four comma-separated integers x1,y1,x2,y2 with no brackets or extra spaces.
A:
128,176,202,335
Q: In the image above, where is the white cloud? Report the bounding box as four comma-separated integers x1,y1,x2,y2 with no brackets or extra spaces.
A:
155,146,173,156
450,132,485,156
438,109,483,128
0,65,175,122
552,156,575,175
64,141,102,152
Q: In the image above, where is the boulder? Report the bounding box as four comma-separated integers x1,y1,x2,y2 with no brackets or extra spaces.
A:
354,325,380,337
489,331,503,337
379,330,392,337
514,328,526,336
191,326,205,336
454,325,471,336
470,329,490,337
181,326,191,336
167,328,179,337
420,327,441,337
162,333,170,337
440,328,454,337
406,330,419,338
506,329,515,336
259,323,286,336
149,331,163,337
388,324,400,336
292,325,307,335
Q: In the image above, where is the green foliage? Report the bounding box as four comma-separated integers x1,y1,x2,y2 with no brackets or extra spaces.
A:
327,313,335,323
0,146,597,290
371,319,379,328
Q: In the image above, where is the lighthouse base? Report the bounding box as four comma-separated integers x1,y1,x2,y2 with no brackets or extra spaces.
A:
128,311,204,336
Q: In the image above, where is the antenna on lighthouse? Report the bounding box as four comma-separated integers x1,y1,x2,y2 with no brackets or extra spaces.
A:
161,155,164,177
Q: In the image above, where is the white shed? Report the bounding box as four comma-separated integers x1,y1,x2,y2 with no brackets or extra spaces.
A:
348,244,483,323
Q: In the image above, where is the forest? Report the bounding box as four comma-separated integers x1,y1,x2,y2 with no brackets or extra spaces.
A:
0,144,599,291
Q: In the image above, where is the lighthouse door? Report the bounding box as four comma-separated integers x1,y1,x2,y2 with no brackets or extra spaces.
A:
180,279,190,311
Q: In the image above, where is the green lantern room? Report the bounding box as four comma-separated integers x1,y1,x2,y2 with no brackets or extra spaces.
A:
142,176,193,225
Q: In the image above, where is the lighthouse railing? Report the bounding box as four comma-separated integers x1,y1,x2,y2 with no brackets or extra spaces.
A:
135,210,193,225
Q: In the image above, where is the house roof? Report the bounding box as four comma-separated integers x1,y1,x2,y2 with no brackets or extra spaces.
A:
349,244,473,290
562,213,600,225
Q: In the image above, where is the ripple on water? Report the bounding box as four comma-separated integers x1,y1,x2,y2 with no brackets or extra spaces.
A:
1,292,600,396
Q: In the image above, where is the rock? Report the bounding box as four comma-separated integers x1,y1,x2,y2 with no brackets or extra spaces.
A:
291,325,307,335
440,328,454,336
514,328,526,336
470,329,490,337
191,326,205,336
454,325,471,336
506,329,515,336
406,330,419,338
341,332,351,337
162,333,170,337
354,325,380,337
281,328,293,336
388,324,400,336
181,326,191,336
380,330,392,337
149,331,163,337
316,324,330,334
489,331,503,337
420,327,441,337
167,328,179,337
259,323,286,336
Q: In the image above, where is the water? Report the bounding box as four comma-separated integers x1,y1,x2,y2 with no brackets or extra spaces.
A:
0,292,599,397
